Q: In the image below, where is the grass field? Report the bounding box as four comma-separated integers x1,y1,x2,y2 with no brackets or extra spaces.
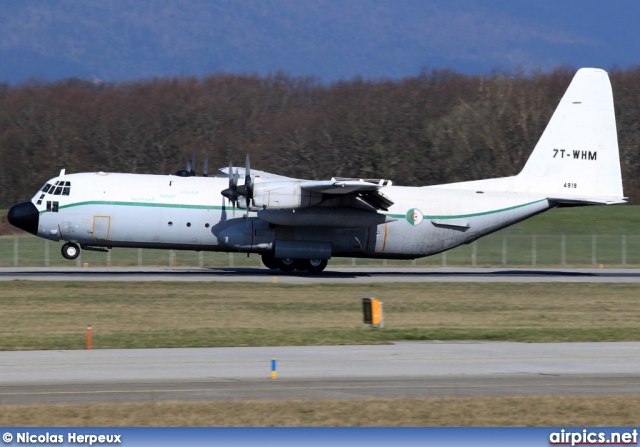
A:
1,281,640,350
3,396,640,426
2,206,640,268
2,281,640,426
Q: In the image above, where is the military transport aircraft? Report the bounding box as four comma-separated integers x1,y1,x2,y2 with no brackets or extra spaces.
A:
8,68,625,273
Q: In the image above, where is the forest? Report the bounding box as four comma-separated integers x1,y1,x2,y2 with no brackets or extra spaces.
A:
1,67,639,208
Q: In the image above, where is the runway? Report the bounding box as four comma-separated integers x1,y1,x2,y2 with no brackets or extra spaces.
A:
2,267,640,283
2,342,640,404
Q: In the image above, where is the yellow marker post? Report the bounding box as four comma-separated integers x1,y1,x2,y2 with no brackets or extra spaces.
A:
272,277,278,284
362,297,384,328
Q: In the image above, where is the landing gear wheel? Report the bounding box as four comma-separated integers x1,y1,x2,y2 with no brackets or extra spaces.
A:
61,242,80,260
305,259,328,274
276,258,296,272
261,254,278,269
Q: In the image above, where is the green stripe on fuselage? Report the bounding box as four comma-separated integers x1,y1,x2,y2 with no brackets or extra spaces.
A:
40,198,547,220
38,200,228,215
387,199,547,220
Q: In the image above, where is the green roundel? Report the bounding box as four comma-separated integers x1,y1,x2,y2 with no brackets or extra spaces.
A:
406,208,424,225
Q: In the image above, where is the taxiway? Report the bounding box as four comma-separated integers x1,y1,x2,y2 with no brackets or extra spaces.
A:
2,342,640,404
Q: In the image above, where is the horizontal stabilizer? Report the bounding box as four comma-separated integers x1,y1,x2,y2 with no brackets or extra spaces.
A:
548,196,627,206
430,219,471,229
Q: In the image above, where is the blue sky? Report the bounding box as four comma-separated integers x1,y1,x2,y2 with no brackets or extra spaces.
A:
1,0,639,84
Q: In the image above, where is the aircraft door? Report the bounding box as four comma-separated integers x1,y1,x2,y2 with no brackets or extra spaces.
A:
92,216,111,240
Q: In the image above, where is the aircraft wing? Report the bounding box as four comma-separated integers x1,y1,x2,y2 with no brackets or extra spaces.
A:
220,167,295,182
221,166,394,211
300,180,380,195
301,179,394,211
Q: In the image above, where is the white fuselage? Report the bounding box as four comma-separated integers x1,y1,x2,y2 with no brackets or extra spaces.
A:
33,171,551,259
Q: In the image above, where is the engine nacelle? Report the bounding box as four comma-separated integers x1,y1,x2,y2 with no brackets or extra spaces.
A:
217,218,274,252
251,181,323,210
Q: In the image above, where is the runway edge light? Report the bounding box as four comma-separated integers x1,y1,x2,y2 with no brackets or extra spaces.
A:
362,296,384,328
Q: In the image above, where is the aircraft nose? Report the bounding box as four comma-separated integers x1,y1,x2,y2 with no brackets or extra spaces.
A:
7,201,39,235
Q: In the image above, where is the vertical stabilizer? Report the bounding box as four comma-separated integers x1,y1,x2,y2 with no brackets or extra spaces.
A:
515,68,624,203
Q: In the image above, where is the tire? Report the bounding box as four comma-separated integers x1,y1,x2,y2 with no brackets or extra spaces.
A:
305,259,328,274
261,254,278,269
276,258,296,272
61,242,80,260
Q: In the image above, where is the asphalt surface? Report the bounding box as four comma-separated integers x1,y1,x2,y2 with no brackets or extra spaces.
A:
2,342,640,404
2,267,640,283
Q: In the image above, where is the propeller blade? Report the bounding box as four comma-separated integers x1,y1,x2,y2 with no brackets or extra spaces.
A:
190,152,196,176
244,154,253,200
237,154,254,201
231,168,239,210
203,155,209,177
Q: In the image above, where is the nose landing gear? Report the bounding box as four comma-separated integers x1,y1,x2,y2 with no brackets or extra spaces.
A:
61,242,80,260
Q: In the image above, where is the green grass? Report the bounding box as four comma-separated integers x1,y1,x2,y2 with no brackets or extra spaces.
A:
2,281,640,350
5,396,640,426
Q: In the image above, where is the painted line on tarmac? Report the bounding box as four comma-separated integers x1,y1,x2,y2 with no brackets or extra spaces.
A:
4,354,640,368
3,381,640,397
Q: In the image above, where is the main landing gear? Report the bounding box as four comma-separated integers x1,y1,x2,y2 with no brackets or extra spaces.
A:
261,254,328,274
61,242,80,260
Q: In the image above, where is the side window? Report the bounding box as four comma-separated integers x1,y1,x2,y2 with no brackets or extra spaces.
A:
52,201,59,212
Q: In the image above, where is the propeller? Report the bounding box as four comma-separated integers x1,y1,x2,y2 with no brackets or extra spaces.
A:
220,155,254,211
175,152,205,177
221,161,240,207
236,154,254,203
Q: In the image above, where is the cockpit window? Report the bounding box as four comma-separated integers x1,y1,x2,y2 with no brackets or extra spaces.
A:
41,183,53,193
51,181,71,196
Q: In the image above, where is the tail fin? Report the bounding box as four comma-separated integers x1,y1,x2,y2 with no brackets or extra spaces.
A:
515,68,625,204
